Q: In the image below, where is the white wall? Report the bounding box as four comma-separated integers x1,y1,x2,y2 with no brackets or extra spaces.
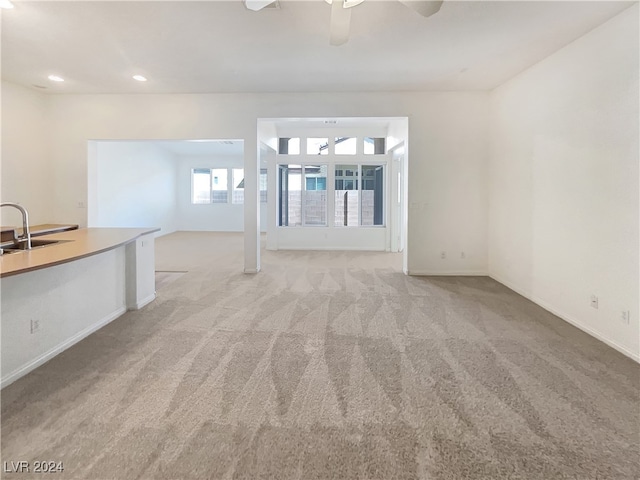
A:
407,94,490,274
1,248,126,387
35,90,490,274
489,4,639,360
1,82,52,225
177,154,245,232
91,141,178,235
387,117,408,152
1,233,156,388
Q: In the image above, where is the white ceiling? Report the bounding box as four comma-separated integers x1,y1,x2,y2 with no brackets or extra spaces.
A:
160,139,244,156
1,0,633,94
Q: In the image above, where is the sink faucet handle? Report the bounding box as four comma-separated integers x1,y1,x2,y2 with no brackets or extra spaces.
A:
0,202,31,250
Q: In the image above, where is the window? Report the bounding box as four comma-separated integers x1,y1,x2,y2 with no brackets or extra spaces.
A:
232,168,244,204
335,164,359,226
260,169,268,203
278,164,327,226
276,134,386,229
190,168,235,204
191,168,228,204
278,164,302,226
334,164,384,226
192,168,212,204
361,165,384,226
211,168,229,203
278,137,300,155
334,137,357,155
364,137,386,155
305,176,327,191
307,137,329,155
304,165,327,226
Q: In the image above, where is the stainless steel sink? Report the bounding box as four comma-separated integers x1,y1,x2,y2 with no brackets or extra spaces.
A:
1,239,67,252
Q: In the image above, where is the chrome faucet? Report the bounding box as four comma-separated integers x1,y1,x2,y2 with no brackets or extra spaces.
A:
1,202,31,249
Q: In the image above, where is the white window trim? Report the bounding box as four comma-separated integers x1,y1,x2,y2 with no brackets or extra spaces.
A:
276,159,386,228
276,133,388,228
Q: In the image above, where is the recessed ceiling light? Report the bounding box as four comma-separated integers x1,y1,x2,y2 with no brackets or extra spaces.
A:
133,75,147,82
0,0,15,9
48,75,64,82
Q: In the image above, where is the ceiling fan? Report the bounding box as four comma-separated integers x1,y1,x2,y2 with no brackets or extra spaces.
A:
244,0,444,46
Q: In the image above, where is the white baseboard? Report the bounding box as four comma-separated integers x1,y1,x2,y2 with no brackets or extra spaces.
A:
129,292,156,311
407,270,488,276
275,246,387,252
489,273,640,364
0,307,127,389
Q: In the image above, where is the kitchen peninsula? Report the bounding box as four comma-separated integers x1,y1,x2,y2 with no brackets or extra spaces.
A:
1,227,159,388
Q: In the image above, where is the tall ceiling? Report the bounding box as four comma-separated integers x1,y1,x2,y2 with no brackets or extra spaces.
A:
1,0,634,94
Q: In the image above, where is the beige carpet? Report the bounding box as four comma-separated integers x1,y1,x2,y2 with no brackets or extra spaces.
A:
1,232,638,479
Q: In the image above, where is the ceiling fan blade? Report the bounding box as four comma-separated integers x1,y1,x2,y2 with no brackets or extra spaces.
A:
329,0,352,46
244,0,277,12
398,0,444,18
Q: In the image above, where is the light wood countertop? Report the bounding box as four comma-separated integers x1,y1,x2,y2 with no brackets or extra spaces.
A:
0,227,159,278
29,223,79,236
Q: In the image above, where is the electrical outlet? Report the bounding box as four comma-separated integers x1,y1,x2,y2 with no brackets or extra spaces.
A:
440,251,446,259
590,295,598,309
30,319,40,334
621,310,630,325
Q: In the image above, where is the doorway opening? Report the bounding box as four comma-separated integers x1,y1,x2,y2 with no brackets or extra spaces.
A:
257,117,408,271
87,139,247,235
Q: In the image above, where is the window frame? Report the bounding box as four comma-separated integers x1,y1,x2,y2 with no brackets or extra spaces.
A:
232,168,244,205
260,169,268,204
359,164,385,227
190,167,244,205
277,163,329,227
275,134,387,229
191,168,212,204
302,164,328,227
210,168,230,204
334,163,386,227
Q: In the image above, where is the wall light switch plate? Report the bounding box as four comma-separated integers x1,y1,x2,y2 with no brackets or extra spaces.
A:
30,319,40,334
621,310,630,324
